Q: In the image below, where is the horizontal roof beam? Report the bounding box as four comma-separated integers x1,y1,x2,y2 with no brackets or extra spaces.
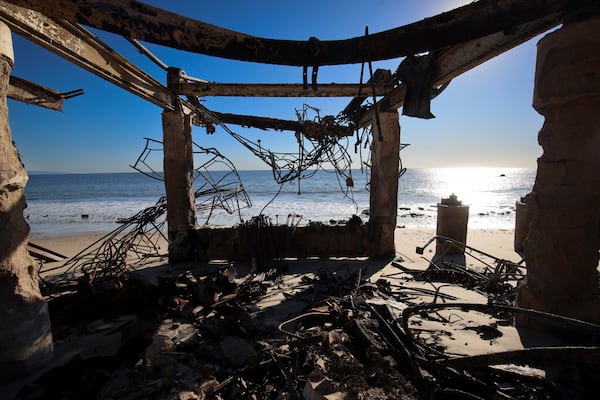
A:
178,82,393,98
212,111,355,137
214,112,304,132
3,0,578,66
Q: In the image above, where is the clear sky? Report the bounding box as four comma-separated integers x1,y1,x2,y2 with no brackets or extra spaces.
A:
7,0,549,173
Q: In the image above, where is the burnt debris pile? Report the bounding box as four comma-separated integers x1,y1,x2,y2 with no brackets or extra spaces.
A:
21,242,600,399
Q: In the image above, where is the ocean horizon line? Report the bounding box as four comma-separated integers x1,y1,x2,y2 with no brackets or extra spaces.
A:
27,165,536,176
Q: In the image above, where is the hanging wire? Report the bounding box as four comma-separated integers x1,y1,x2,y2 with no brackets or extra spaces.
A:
131,137,251,224
200,103,357,194
40,141,255,290
260,182,285,216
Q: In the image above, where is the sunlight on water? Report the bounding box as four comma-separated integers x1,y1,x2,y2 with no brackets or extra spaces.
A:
398,167,535,229
429,167,517,209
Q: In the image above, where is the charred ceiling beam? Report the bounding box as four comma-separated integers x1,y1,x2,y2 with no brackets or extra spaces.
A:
2,0,578,66
214,112,304,132
354,11,567,126
7,75,82,111
205,112,356,137
178,82,393,98
0,2,175,109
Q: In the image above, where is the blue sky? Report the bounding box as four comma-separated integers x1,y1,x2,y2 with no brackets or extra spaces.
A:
8,1,548,173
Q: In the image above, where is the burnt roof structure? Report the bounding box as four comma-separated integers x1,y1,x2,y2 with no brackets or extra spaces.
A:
0,0,583,125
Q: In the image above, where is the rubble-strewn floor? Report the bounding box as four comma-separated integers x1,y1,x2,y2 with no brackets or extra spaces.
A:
5,246,600,400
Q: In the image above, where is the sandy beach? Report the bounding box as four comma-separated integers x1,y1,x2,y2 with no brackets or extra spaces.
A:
31,227,522,267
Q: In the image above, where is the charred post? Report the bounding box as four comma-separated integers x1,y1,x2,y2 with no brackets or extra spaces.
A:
163,69,197,263
367,71,399,258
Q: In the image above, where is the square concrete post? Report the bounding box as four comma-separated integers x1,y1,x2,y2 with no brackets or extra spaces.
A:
0,21,53,377
162,108,197,262
517,16,600,324
367,109,400,258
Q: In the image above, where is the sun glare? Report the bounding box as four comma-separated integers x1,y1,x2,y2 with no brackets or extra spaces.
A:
429,166,510,211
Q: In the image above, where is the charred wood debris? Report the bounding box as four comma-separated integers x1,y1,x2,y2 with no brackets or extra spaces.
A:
26,229,600,399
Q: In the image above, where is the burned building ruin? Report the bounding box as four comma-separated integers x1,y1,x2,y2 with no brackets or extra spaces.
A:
1,0,599,398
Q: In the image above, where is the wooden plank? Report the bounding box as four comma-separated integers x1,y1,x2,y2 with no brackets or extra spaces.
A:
28,242,67,263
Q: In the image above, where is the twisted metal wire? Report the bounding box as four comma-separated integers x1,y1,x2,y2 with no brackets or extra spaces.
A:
42,143,251,289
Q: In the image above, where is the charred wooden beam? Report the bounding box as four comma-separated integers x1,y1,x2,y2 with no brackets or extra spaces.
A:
0,2,174,109
27,241,67,263
7,75,73,111
212,112,355,138
2,0,578,66
355,11,567,126
178,82,392,98
0,3,226,132
214,112,303,132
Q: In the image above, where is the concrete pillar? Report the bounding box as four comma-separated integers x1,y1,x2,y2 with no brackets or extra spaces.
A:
0,21,53,377
436,194,469,255
514,197,530,254
517,17,600,323
368,109,400,258
162,109,197,263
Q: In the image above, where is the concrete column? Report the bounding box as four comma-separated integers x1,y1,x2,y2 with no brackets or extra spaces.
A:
368,109,400,257
517,17,600,323
514,198,530,254
0,21,53,377
436,194,469,255
162,109,197,263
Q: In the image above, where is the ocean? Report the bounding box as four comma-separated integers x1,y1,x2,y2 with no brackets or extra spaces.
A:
24,167,536,239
